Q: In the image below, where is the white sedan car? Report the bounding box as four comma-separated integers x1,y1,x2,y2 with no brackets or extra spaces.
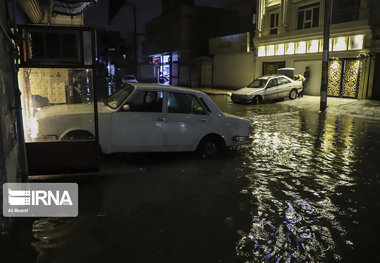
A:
122,74,138,83
231,75,303,104
34,84,252,156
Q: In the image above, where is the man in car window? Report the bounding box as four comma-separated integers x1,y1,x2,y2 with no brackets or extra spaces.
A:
129,91,162,112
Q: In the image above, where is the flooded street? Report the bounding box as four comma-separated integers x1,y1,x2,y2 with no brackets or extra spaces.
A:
2,95,380,263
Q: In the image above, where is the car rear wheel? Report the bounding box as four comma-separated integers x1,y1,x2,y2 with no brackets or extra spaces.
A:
198,135,226,158
289,89,297,100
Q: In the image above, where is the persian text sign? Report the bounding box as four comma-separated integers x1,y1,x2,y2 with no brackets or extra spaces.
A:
3,183,78,217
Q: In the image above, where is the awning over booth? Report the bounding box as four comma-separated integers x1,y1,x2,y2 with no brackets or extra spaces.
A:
53,0,97,16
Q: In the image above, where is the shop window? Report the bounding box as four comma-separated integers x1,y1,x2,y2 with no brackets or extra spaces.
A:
333,37,348,51
270,13,279,34
349,35,363,50
276,44,285,55
297,3,320,30
22,29,81,63
18,68,94,142
258,46,266,57
308,40,319,53
267,45,275,56
296,41,306,54
285,43,295,54
319,39,333,52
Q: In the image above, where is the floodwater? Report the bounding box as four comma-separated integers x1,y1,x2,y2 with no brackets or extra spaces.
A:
2,95,380,263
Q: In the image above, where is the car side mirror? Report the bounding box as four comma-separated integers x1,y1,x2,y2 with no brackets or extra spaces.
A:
122,104,130,111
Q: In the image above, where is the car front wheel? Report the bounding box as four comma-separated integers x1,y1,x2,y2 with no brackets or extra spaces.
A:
289,89,298,100
198,135,226,158
252,96,260,105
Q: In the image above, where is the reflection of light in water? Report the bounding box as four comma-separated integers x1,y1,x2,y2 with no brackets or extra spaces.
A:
340,117,355,174
31,218,76,262
236,111,358,262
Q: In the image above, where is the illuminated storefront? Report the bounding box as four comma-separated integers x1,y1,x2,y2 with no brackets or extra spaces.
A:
17,25,98,174
255,33,373,99
254,0,375,99
152,52,179,85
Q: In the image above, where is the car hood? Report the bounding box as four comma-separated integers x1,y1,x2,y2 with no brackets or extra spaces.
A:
34,102,113,119
233,87,264,95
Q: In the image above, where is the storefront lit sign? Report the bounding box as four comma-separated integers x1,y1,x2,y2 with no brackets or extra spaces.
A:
276,44,284,56
267,45,275,56
333,37,347,51
258,46,265,57
285,43,295,55
257,35,364,57
308,40,319,53
296,41,306,54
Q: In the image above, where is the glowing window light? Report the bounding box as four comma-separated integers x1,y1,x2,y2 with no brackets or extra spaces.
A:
276,44,285,55
258,46,266,57
308,40,319,53
296,41,306,54
267,45,275,56
333,37,347,51
285,43,295,54
319,39,333,52
349,35,363,50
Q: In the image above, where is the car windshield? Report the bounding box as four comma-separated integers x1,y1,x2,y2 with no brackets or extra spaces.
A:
247,78,268,88
104,84,135,109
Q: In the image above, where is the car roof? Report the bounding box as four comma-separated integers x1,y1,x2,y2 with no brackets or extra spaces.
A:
259,74,286,78
257,74,291,80
130,83,207,96
127,83,222,115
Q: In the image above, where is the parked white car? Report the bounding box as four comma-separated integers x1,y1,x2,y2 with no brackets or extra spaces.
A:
34,84,252,156
122,75,138,83
231,75,303,104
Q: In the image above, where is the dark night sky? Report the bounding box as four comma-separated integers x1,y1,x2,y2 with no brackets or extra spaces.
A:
85,0,226,33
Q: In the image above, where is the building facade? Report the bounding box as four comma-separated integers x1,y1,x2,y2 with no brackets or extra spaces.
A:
254,0,377,99
142,0,238,87
210,33,255,89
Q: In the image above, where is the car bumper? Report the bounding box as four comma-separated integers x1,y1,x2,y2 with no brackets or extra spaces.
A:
231,96,252,104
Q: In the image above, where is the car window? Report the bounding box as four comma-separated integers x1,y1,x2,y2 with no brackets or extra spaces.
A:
168,92,206,115
277,77,291,85
267,79,278,87
106,84,134,109
126,90,163,112
248,78,267,88
199,97,211,113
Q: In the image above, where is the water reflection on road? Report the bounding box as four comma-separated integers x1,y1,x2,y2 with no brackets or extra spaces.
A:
213,95,380,262
8,95,380,263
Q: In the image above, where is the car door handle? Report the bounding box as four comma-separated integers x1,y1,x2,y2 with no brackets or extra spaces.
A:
155,116,166,122
199,118,208,123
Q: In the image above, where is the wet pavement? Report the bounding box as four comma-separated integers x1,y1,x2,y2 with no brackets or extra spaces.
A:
2,95,380,262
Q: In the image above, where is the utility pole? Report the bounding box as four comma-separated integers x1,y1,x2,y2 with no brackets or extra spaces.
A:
132,3,138,78
320,0,333,111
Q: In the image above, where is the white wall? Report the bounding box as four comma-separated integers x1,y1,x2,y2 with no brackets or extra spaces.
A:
295,60,322,96
213,52,255,89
